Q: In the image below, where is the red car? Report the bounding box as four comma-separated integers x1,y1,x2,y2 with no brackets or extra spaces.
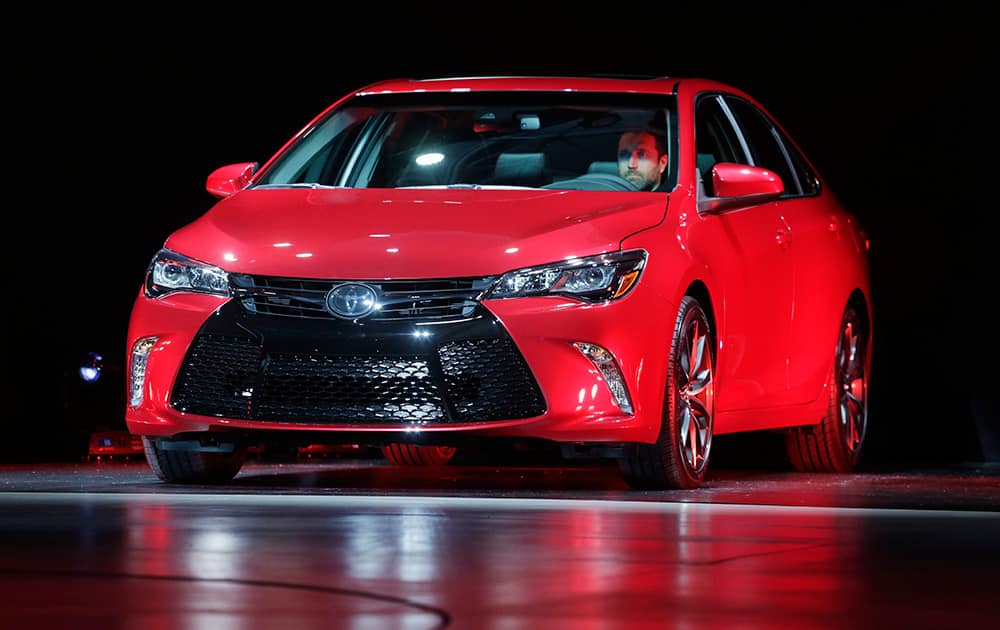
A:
127,75,872,488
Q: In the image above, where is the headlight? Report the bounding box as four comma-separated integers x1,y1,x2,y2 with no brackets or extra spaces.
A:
484,249,646,302
144,248,230,298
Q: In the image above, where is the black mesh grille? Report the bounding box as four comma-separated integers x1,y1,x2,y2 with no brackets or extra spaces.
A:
254,354,447,422
172,334,260,419
171,334,546,424
438,339,545,421
231,275,494,321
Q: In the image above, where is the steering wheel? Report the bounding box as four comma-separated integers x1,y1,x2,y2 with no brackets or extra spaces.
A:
543,173,640,192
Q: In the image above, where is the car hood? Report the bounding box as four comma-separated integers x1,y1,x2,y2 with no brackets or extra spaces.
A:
166,187,666,278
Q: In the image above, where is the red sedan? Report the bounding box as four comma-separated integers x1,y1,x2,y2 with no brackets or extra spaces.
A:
126,75,872,488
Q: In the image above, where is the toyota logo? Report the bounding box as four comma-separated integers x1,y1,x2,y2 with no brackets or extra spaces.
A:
325,283,378,319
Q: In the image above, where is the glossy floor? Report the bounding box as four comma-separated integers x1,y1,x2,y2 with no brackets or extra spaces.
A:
0,457,997,629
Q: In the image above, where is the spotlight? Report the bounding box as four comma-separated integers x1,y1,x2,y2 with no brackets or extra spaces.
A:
79,352,104,383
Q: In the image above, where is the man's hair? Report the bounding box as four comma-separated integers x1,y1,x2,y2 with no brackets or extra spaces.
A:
622,128,666,156
649,130,666,156
647,110,668,155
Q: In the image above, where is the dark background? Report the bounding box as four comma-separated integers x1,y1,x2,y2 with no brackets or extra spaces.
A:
4,7,996,466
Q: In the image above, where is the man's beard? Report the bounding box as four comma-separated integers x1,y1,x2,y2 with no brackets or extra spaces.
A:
625,173,647,187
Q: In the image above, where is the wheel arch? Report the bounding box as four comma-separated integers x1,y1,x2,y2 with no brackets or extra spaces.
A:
684,279,717,356
802,287,873,418
847,287,872,341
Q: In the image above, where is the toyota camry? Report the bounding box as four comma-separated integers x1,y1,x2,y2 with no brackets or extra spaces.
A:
127,75,873,488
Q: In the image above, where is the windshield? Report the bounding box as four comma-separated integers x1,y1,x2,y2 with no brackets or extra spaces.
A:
255,92,677,192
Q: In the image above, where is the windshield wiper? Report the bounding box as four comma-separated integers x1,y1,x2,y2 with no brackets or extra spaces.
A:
431,184,538,190
251,183,345,190
397,184,542,190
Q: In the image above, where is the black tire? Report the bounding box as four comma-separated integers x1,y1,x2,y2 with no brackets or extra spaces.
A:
142,437,247,484
381,443,457,466
619,296,715,489
785,306,869,472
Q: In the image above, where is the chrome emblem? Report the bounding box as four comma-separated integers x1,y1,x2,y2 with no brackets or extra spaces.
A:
325,283,378,319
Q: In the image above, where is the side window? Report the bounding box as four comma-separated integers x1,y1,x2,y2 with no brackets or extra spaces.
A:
695,96,746,196
784,138,820,195
724,97,799,196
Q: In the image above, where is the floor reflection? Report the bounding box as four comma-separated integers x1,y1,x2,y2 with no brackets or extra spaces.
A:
1,489,996,628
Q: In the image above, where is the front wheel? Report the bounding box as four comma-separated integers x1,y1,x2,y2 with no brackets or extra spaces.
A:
785,305,869,472
619,296,715,489
381,443,457,466
142,437,247,484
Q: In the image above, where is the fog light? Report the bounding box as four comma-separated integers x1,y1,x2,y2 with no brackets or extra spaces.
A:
572,342,633,414
129,337,158,408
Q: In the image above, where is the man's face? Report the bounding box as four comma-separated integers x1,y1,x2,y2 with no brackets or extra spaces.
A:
617,132,667,191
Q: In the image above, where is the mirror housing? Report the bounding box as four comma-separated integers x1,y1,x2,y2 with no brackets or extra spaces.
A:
698,162,784,214
206,162,258,199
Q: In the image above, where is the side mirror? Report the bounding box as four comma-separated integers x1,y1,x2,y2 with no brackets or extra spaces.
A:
698,162,783,214
206,162,258,199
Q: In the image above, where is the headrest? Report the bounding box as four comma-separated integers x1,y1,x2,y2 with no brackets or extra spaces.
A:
587,161,618,176
493,152,546,182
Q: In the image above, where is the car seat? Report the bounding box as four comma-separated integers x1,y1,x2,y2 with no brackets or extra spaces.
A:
491,152,548,187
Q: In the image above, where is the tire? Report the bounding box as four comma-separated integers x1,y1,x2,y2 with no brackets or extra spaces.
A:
381,443,457,466
142,437,247,484
619,296,715,489
785,306,869,472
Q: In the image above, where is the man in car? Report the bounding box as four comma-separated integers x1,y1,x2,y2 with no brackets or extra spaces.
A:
617,129,668,191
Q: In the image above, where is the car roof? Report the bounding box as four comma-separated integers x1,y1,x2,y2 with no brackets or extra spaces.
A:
353,75,733,96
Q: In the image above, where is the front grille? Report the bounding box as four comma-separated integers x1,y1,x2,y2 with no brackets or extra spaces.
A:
230,274,495,321
173,334,260,419
439,339,544,421
171,334,545,424
254,354,447,422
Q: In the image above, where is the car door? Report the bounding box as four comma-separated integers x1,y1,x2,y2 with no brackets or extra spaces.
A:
723,96,834,407
695,95,795,412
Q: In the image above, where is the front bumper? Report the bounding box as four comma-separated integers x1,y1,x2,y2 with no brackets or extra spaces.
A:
126,285,672,444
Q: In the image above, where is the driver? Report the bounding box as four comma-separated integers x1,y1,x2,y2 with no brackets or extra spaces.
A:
617,130,668,191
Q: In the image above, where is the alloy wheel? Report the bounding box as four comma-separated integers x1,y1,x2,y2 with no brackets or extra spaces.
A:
837,316,867,455
676,308,714,474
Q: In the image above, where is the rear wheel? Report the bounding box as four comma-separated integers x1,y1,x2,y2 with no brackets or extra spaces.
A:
381,443,457,466
619,296,715,489
142,437,247,484
785,306,869,472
